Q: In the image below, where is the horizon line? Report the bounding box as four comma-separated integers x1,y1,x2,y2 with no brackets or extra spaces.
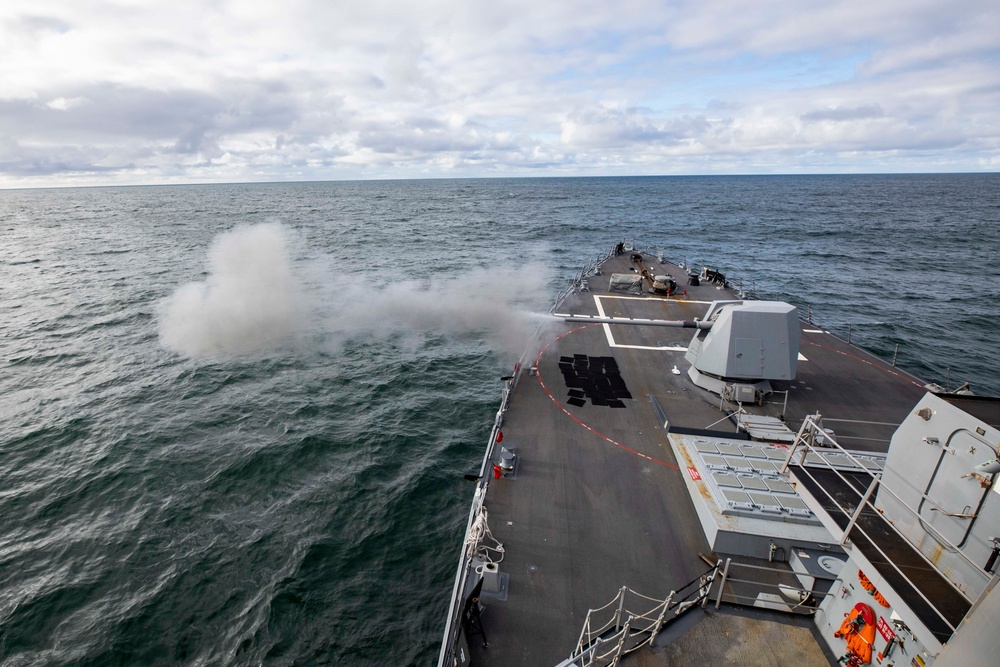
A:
3,170,998,193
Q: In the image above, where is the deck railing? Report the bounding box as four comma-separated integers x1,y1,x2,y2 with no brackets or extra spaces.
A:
548,240,764,316
440,240,764,666
780,414,988,639
712,558,839,613
435,362,520,667
547,241,627,315
557,564,719,667
439,240,629,667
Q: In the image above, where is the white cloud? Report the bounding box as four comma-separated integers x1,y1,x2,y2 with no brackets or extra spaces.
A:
45,96,88,111
1,0,998,186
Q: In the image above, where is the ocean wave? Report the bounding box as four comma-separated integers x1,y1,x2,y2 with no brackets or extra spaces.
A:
1,175,997,665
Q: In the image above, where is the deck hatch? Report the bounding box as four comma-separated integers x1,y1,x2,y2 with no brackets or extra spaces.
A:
747,492,783,512
765,478,796,494
712,472,742,488
777,496,811,512
804,452,830,466
737,476,768,491
740,445,768,459
724,457,754,471
701,454,728,469
722,490,753,509
718,443,744,457
858,458,883,470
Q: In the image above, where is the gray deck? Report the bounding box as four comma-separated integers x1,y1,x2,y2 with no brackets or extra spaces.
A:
627,605,837,666
459,250,928,666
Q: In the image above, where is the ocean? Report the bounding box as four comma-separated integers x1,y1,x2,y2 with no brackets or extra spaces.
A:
1,174,998,666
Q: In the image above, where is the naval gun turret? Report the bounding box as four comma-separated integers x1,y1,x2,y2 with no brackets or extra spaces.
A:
685,300,800,403
559,300,800,404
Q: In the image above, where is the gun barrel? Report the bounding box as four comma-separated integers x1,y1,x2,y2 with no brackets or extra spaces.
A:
557,314,713,330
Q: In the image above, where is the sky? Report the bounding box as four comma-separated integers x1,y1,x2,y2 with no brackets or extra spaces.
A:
2,0,999,187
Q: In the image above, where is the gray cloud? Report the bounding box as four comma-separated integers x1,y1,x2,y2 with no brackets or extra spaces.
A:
0,1,998,186
3,81,301,142
561,105,713,149
0,137,130,177
802,105,886,122
6,14,73,36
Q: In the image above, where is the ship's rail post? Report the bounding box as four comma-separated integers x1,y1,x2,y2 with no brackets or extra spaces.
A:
842,474,880,542
614,584,627,631
610,615,632,667
572,609,594,658
778,416,999,637
647,591,674,645
780,413,822,474
715,558,732,609
700,565,719,607
571,586,628,663
560,564,720,666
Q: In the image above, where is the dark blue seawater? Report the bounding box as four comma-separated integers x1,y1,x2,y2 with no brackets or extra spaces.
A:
1,175,998,665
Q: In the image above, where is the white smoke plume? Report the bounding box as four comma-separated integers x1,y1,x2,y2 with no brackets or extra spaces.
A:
159,222,555,359
158,223,305,357
322,265,554,356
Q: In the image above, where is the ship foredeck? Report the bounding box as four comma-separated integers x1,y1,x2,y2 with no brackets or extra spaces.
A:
459,249,928,666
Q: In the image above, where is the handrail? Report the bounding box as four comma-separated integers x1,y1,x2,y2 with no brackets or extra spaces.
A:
546,240,764,318
562,563,719,667
440,240,758,667
713,558,840,614
439,239,629,667
548,242,622,315
436,359,523,666
784,415,987,582
780,414,987,637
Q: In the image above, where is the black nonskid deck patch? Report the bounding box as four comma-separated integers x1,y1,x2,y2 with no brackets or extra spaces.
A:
559,355,632,408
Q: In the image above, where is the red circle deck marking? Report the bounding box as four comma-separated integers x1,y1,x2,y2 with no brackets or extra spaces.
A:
534,324,679,470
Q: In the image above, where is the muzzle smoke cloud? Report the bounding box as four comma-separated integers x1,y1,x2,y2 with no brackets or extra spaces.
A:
159,223,553,359
158,223,304,357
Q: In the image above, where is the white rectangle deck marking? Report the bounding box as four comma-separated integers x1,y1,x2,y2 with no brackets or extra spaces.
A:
592,295,688,352
595,294,715,305
593,295,616,346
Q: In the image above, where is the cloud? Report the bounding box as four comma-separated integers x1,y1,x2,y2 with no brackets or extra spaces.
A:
801,105,885,122
3,80,301,142
560,104,713,150
1,0,998,186
8,14,73,34
0,136,129,177
45,96,89,111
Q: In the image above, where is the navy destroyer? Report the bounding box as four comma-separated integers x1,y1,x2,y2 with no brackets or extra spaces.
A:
438,242,1000,667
